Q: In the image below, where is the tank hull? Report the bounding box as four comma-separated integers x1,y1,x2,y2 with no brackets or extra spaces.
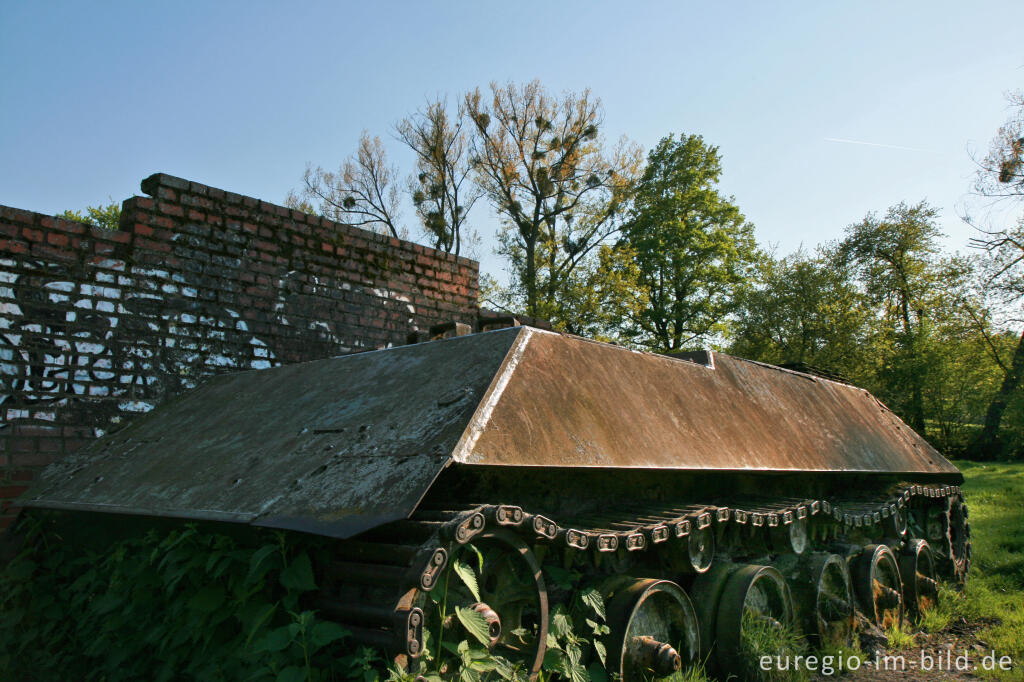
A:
16,327,970,677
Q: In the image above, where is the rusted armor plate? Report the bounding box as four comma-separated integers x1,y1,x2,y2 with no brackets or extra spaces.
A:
24,326,960,538
24,328,522,538
453,329,960,476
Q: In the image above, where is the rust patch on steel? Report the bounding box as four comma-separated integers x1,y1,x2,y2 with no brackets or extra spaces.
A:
454,329,959,476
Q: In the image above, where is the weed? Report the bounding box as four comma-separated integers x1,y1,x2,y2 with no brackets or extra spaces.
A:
885,622,916,650
738,610,810,681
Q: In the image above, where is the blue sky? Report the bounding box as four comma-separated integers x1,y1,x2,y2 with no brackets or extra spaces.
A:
2,2,1022,280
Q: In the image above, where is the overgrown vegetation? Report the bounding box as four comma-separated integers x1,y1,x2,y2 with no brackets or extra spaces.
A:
1,459,1020,680
738,611,809,682
915,460,1024,678
0,516,372,681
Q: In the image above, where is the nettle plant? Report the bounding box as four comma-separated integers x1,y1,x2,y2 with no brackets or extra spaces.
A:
418,543,610,682
0,517,611,682
0,515,385,682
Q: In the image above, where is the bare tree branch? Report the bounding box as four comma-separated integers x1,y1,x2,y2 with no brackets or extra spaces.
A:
295,132,403,239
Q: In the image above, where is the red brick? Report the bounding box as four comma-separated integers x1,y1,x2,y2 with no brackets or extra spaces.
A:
10,425,59,437
158,201,184,217
136,237,171,253
0,485,28,499
8,438,34,454
45,232,68,247
22,227,44,242
0,239,29,254
11,448,54,464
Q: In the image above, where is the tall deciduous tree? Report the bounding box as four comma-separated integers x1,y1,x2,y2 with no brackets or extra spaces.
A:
288,131,403,238
838,201,948,432
395,97,480,256
465,80,641,322
973,90,1024,201
618,133,757,351
729,248,872,379
966,92,1024,457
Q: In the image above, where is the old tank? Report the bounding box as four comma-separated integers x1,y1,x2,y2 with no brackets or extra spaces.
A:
19,324,970,679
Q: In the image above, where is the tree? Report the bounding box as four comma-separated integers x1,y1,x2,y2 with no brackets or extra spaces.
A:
546,244,646,340
969,218,1024,458
973,90,1024,201
395,97,480,256
288,131,403,238
964,92,1024,459
729,248,872,378
838,201,949,432
59,201,121,230
617,133,757,352
465,80,641,322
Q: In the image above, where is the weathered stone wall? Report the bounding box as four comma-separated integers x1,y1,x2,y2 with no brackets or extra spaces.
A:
0,173,479,527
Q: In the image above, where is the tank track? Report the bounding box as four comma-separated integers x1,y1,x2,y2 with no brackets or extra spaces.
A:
311,483,969,677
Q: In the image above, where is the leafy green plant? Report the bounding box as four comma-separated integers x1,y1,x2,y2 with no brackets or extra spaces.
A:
58,201,121,230
0,513,363,681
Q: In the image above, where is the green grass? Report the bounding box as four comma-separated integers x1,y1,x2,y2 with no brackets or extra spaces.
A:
884,622,916,651
938,461,1024,679
668,658,712,682
738,612,810,682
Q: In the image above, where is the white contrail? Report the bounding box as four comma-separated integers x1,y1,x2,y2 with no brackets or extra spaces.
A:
824,137,934,153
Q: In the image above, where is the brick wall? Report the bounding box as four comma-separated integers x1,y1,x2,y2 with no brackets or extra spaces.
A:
0,173,480,528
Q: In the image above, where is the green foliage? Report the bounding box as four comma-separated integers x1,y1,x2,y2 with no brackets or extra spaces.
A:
727,199,1020,460
729,247,872,379
618,132,758,351
455,607,492,647
967,217,1024,460
519,244,645,341
737,610,809,682
0,514,366,681
59,201,121,230
452,557,482,602
837,201,948,432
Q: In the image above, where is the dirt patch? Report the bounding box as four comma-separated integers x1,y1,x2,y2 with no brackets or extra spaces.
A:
810,617,1014,680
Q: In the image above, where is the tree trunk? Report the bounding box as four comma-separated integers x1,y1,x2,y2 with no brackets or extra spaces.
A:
899,295,927,433
525,235,537,317
974,327,1024,459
